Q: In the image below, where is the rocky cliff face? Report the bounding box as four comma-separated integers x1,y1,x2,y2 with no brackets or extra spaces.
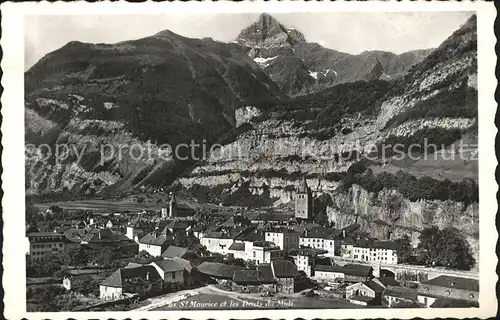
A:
180,15,478,258
237,13,434,96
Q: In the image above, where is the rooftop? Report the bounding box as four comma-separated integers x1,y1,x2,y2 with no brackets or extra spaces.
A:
271,260,299,278
348,295,374,303
139,233,169,246
353,240,400,251
228,242,246,251
421,275,479,292
27,232,65,237
302,227,337,239
233,269,260,284
101,266,161,288
197,262,241,279
430,298,479,308
161,245,191,258
384,286,418,301
364,280,385,293
152,259,185,273
315,263,372,277
257,264,277,283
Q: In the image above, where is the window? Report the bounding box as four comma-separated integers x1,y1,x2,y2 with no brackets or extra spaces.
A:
59,243,63,247
445,290,450,296
171,272,175,278
253,252,256,258
469,293,475,299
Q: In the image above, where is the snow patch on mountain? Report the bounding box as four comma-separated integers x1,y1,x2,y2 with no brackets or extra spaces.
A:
309,71,319,79
253,56,278,68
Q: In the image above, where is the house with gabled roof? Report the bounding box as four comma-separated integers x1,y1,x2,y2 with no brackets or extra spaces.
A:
417,275,479,307
161,245,194,259
200,226,250,255
270,259,299,294
314,263,374,283
126,217,153,242
232,268,277,293
346,279,385,306
351,239,400,264
228,242,246,260
299,226,340,257
197,262,242,282
383,285,419,307
99,265,162,300
149,259,185,290
138,232,170,256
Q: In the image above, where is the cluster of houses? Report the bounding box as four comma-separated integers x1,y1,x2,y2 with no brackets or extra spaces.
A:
99,246,198,300
27,185,480,308
27,228,138,263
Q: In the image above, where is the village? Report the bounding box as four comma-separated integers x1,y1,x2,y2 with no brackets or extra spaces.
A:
25,178,479,311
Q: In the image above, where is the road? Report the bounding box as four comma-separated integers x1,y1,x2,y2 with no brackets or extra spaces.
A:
142,285,360,310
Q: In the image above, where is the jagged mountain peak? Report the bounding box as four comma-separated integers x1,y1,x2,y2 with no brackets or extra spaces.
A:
237,13,306,48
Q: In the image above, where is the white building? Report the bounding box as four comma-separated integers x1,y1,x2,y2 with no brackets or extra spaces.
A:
292,254,315,277
27,232,67,262
299,227,339,257
228,242,246,260
251,241,285,264
265,228,300,252
138,233,169,257
351,240,399,264
201,231,234,255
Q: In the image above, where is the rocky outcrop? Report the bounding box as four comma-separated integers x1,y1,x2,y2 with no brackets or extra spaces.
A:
235,106,263,127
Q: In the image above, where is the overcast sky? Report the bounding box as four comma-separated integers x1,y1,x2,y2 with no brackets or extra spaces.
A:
25,12,473,70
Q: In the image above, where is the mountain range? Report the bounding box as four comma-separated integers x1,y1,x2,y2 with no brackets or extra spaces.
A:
25,12,477,226
24,12,478,261
236,13,434,96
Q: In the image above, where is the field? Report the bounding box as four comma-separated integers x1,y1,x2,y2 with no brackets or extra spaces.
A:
32,199,164,212
32,194,238,216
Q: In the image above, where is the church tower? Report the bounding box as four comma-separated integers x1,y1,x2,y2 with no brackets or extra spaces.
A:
295,176,311,220
169,191,178,218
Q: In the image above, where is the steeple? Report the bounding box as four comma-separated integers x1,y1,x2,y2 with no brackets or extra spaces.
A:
295,176,311,220
169,192,178,218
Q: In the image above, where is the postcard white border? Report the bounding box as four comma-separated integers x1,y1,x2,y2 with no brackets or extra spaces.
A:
2,1,497,319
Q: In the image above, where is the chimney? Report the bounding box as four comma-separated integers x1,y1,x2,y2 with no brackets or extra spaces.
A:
146,272,150,281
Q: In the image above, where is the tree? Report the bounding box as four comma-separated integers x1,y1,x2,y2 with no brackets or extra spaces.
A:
92,246,116,267
395,235,413,264
49,205,63,213
174,234,200,249
27,253,64,277
26,204,39,224
64,246,90,267
417,226,476,270
312,195,333,227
